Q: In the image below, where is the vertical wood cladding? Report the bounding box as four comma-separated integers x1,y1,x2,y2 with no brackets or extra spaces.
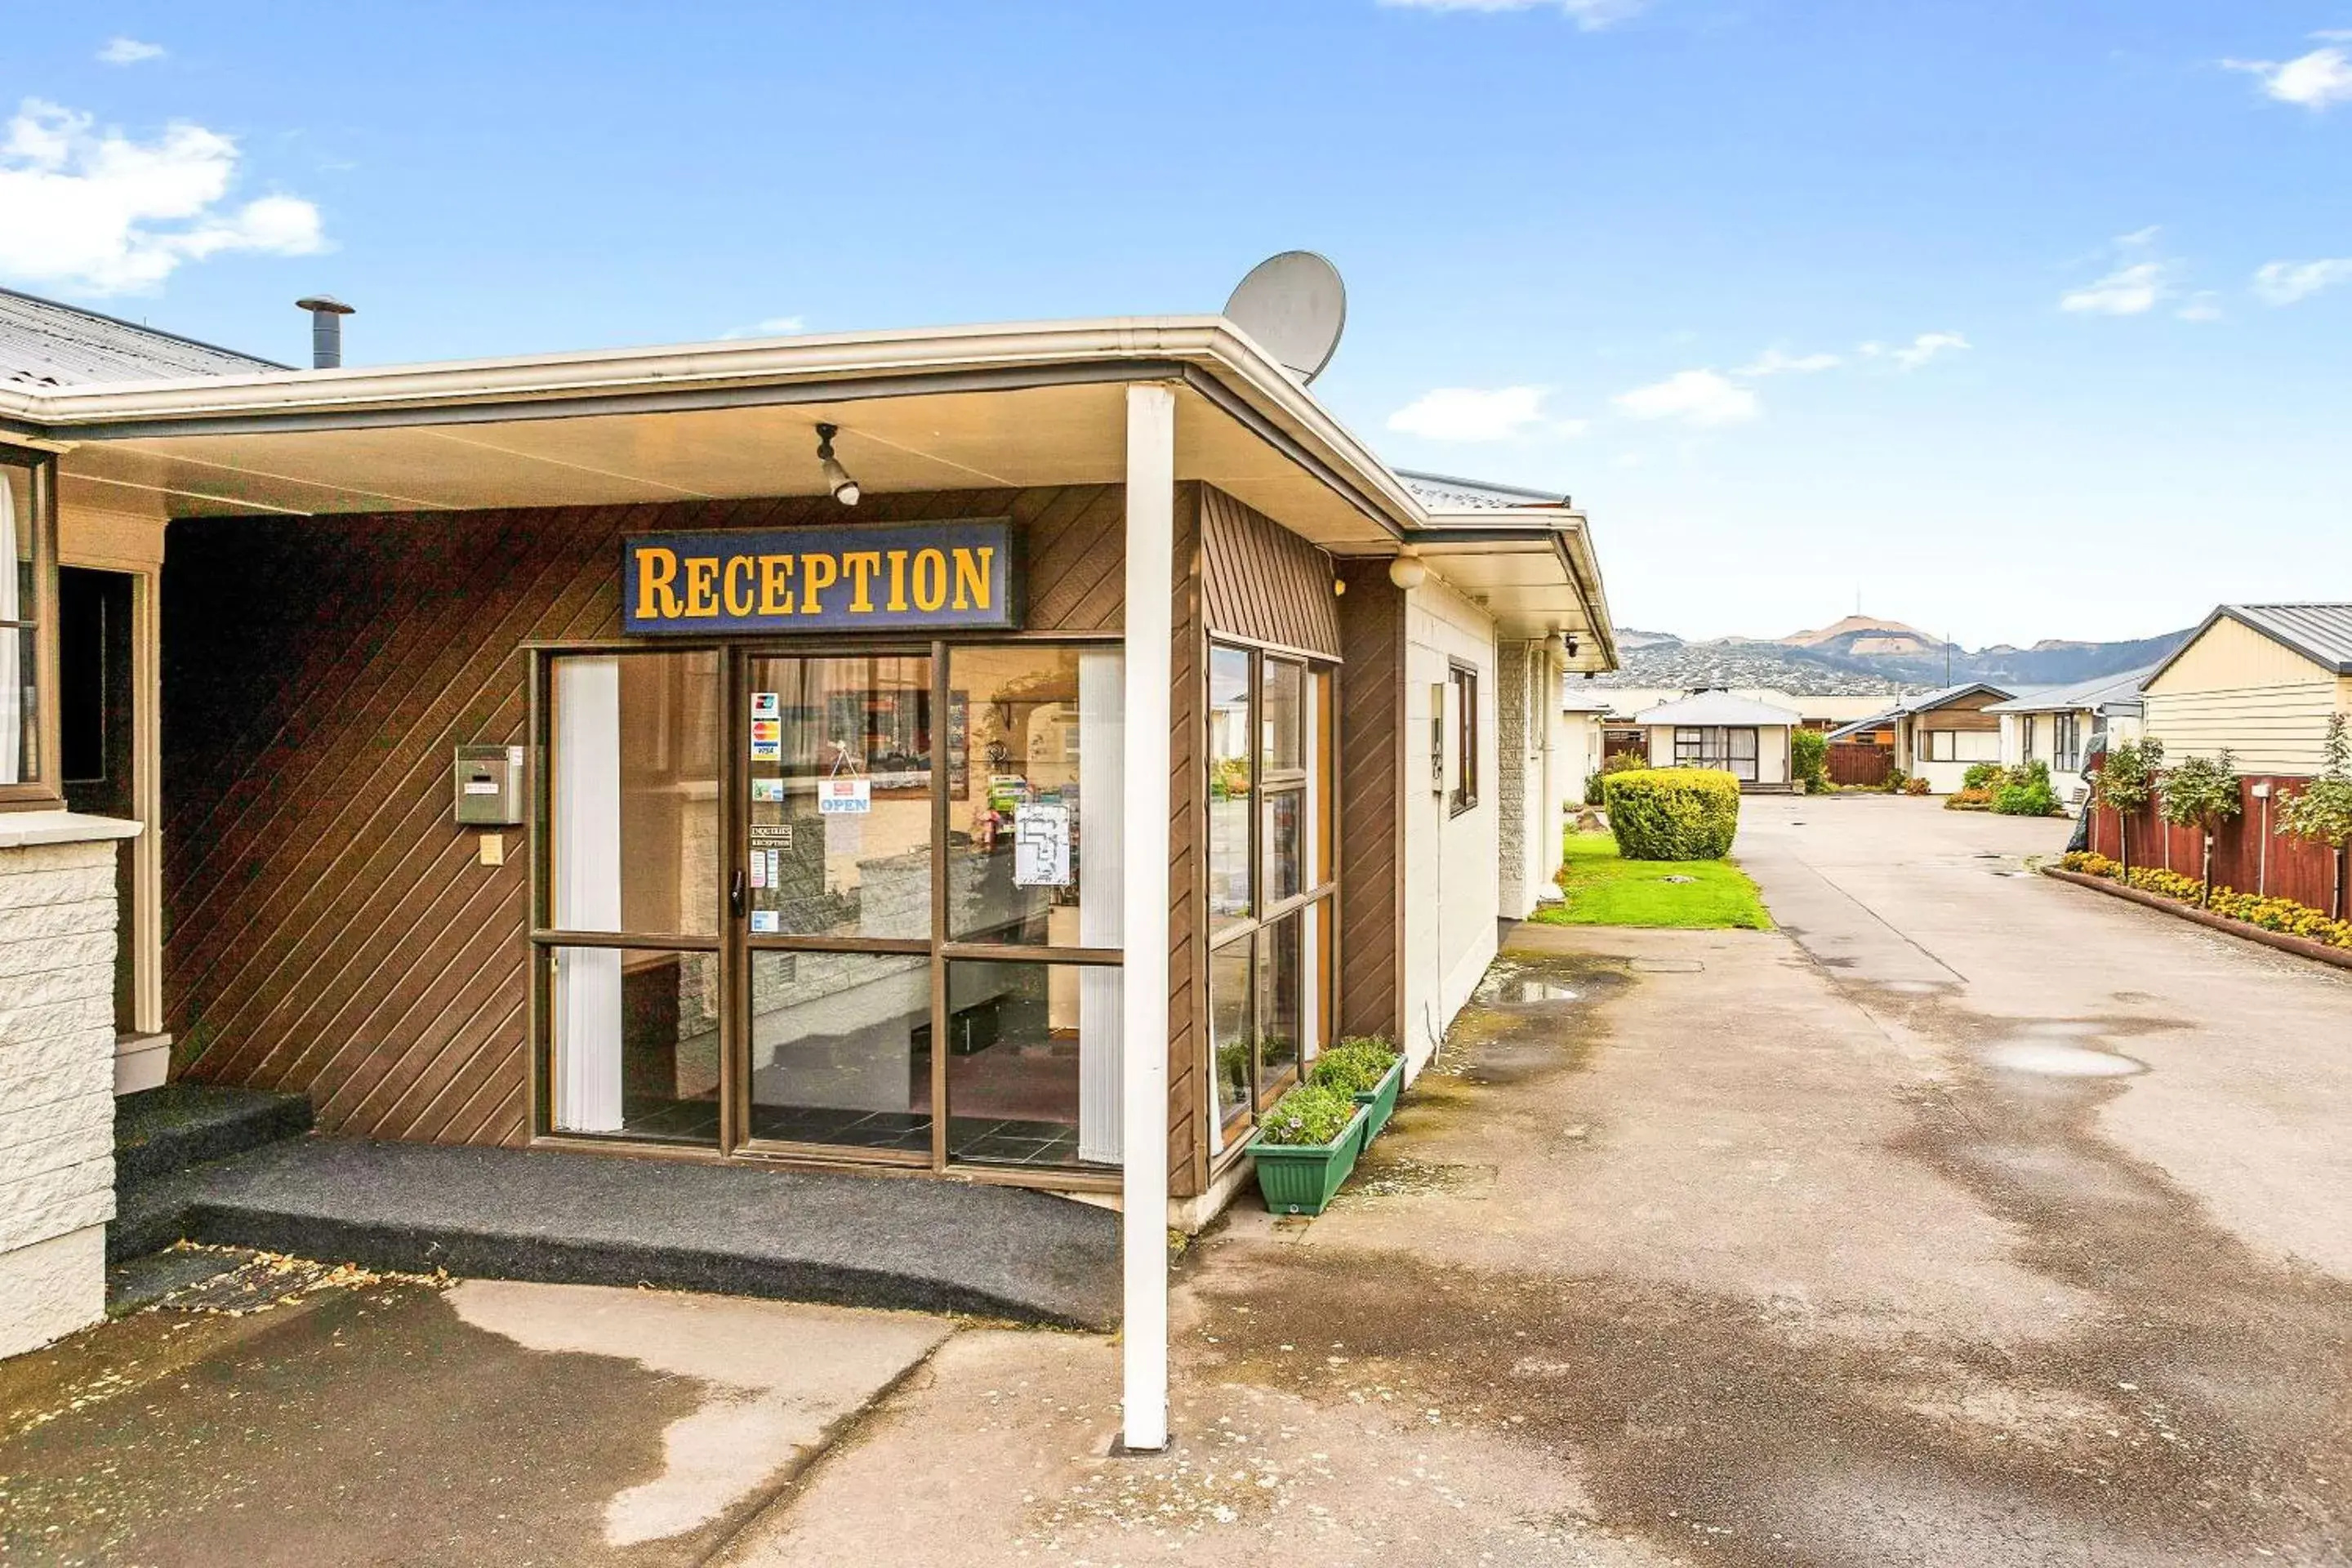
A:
1198,487,1340,657
1167,484,1205,1196
1334,561,1405,1045
162,487,1135,1152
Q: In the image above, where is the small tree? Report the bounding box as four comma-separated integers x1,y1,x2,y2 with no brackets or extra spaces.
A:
1791,728,1828,793
2275,715,2352,920
2158,748,2243,906
2094,737,2163,874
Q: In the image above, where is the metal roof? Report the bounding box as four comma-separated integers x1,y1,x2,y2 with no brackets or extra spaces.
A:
0,285,283,389
1983,666,2157,716
1633,691,1804,728
1395,469,1570,512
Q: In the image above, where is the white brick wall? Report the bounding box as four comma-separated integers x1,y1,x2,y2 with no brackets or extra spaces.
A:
0,837,120,1357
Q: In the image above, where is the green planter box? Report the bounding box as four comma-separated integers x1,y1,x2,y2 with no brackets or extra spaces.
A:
1353,1058,1405,1141
1248,1105,1370,1217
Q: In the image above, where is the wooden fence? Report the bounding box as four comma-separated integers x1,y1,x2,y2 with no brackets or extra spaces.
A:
2087,775,2349,918
1826,742,1893,788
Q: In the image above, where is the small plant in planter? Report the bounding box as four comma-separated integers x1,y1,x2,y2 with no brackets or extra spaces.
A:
2275,715,2352,921
2158,749,2243,907
1248,1083,1368,1216
1310,1036,1405,1138
2093,737,2163,874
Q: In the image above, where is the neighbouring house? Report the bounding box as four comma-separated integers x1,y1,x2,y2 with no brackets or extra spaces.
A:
1630,690,1803,791
2087,605,2352,918
1560,689,1613,800
2137,604,2352,776
1592,685,1891,733
0,287,1617,1358
1826,681,2020,794
1986,666,2154,805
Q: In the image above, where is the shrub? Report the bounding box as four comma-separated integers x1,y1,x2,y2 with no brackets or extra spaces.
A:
1962,762,2002,791
1903,775,1931,796
1992,763,2060,816
1601,768,1741,860
2082,861,2352,951
1309,1036,1400,1097
2275,715,2352,920
2158,750,2243,906
1584,769,1607,807
2093,737,2164,872
1792,728,1829,793
2060,850,2119,877
1254,1083,1359,1147
1945,786,1993,811
1602,751,1648,775
1885,768,1909,793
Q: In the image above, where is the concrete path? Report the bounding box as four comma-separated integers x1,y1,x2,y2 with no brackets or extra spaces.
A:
736,795,2352,1566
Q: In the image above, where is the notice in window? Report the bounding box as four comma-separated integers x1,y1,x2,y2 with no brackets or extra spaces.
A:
1013,801,1072,888
751,777,786,803
817,778,872,815
751,719,781,760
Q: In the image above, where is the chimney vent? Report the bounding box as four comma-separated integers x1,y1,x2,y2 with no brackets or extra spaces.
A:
294,295,355,368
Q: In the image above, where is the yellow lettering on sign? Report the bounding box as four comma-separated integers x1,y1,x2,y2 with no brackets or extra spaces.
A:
844,550,881,612
757,555,795,615
953,546,993,612
684,557,719,617
885,550,910,612
636,546,683,620
912,548,947,612
800,552,838,614
723,556,755,617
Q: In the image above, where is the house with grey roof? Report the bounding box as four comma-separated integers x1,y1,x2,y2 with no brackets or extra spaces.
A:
0,284,283,389
1985,666,2154,804
2138,604,2352,777
1824,679,2021,794
1631,689,1804,791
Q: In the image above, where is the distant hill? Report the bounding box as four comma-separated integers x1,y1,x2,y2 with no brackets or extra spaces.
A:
1595,615,2189,695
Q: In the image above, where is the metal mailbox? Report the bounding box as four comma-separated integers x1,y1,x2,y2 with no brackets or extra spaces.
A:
453,744,527,826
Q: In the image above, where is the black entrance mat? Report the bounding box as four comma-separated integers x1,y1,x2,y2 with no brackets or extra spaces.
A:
112,1137,1121,1329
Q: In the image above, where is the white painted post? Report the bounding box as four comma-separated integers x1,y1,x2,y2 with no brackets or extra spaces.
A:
1120,381,1175,1452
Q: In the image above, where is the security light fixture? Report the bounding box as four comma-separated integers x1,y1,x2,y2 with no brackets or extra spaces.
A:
815,423,861,506
1561,630,1581,659
1388,550,1427,590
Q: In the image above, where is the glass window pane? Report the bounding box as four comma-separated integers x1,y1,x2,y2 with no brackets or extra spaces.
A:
1263,788,1302,905
1262,658,1302,774
551,652,720,936
1255,913,1303,1106
944,959,1120,1170
1207,645,1254,935
1307,667,1332,888
549,946,720,1146
945,646,1122,947
747,654,931,942
1209,936,1253,1142
749,949,932,1153
2,465,37,788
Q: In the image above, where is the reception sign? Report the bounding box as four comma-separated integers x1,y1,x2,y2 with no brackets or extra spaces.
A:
622,520,1018,635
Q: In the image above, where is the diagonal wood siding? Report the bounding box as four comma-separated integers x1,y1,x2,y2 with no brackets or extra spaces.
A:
162,487,1147,1153
1198,487,1340,657
1334,561,1404,1044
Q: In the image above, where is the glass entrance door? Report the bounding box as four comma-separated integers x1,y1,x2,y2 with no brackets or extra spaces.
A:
742,653,938,1159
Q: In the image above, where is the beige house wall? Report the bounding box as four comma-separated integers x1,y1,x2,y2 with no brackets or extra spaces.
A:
2142,616,2350,777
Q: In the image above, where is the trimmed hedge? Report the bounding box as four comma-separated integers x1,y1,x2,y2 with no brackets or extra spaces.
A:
1600,768,1741,860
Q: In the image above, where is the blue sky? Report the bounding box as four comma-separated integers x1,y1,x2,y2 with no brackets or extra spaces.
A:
5,1,2349,644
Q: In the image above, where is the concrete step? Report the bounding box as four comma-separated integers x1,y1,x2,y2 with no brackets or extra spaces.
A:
106,1136,1120,1328
113,1084,314,1192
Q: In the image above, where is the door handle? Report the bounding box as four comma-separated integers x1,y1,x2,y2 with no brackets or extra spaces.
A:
730,866,746,920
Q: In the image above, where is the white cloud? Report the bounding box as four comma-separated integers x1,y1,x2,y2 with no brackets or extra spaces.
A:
1610,369,1758,426
719,314,807,340
1736,347,1841,376
2176,292,2224,322
2060,261,2168,316
1377,0,1646,30
1386,385,1581,442
97,37,165,65
1888,331,1969,369
2252,258,2352,305
2225,46,2352,110
0,99,325,295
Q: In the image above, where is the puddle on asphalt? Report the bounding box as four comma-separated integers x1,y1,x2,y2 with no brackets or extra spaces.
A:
1982,1041,2148,1078
1494,979,1581,1003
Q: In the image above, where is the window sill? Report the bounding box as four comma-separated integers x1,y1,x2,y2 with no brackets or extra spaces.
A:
0,809,142,849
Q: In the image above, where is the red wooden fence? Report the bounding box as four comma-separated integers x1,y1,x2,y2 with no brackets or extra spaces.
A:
1827,742,1893,788
2087,774,2350,918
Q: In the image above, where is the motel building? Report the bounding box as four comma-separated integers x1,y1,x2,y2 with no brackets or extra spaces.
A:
0,285,1615,1439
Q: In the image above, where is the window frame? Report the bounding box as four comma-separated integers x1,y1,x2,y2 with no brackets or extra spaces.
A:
0,450,61,811
1203,639,1339,1153
1449,661,1479,817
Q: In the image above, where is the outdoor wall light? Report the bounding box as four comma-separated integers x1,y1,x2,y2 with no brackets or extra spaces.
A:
815,423,861,506
1388,550,1428,590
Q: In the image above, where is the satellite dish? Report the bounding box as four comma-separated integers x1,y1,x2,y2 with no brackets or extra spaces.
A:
1223,251,1347,384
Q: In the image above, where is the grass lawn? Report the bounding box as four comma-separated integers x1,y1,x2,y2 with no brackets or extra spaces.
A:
1530,830,1773,930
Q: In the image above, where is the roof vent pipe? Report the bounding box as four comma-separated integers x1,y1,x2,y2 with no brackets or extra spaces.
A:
294,295,354,368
